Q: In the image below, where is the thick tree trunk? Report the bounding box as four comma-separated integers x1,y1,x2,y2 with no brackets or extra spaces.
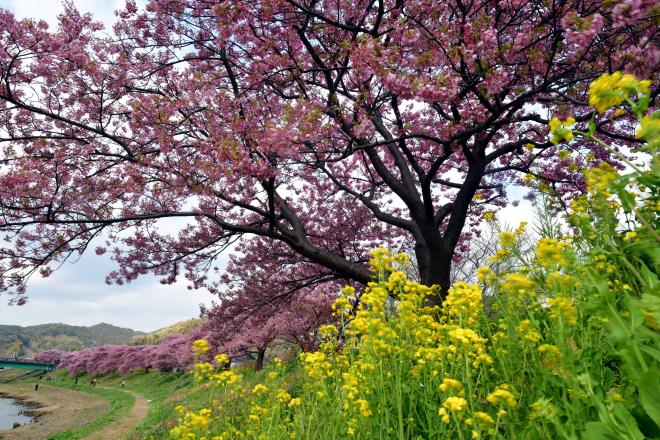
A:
415,222,455,304
417,243,453,305
425,252,453,305
255,347,266,371
417,159,486,304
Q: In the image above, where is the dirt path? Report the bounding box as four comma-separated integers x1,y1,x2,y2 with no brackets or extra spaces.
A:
82,388,150,440
0,383,109,440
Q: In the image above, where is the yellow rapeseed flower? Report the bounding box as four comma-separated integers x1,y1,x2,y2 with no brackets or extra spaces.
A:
276,389,292,403
332,296,352,316
251,384,269,395
487,385,517,407
475,411,495,425
584,162,618,197
589,72,650,113
516,319,541,343
498,231,516,248
476,266,493,284
355,399,371,417
500,272,535,298
535,238,565,269
444,282,483,325
636,112,660,148
439,378,463,393
548,117,575,144
444,396,469,412
514,221,528,236
192,339,210,356
547,294,578,325
538,344,561,357
214,353,230,366
319,325,339,338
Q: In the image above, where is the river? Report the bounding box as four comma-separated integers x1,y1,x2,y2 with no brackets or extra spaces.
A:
0,397,33,429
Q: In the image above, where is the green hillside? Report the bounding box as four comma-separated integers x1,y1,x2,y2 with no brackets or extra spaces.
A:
128,318,204,345
0,323,145,357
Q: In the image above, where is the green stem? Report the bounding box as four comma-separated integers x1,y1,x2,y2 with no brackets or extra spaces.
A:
574,130,644,174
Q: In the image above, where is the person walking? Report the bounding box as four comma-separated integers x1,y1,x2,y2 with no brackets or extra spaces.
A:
121,380,126,388
34,383,38,391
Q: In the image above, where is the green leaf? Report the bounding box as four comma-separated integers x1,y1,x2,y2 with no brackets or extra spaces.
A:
636,95,650,115
640,345,660,363
639,262,659,290
584,422,621,439
616,187,636,213
624,296,644,331
640,293,660,332
639,369,660,429
611,404,646,440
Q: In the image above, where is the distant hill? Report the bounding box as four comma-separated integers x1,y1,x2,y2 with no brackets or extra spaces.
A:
129,318,204,345
0,323,145,357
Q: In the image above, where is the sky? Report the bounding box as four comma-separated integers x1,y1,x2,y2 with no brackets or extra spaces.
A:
0,0,532,332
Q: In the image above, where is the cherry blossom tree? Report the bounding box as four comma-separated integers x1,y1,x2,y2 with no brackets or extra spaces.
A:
49,334,197,375
0,0,657,309
204,265,337,369
34,348,63,364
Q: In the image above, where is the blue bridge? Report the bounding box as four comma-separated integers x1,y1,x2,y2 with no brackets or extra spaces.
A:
0,358,56,372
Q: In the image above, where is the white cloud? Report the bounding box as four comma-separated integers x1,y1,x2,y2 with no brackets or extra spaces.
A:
1,0,110,28
0,0,148,29
0,229,219,331
0,276,215,332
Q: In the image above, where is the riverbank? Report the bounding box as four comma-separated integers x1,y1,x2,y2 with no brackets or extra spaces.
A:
0,390,40,422
0,383,109,440
0,368,231,439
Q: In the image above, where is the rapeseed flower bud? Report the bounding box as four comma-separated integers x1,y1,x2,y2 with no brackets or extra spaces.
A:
529,398,556,419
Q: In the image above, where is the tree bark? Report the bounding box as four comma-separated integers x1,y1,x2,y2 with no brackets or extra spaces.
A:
255,347,266,371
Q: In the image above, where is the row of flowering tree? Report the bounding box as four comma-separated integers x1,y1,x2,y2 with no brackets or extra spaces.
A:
35,335,196,374
34,283,335,373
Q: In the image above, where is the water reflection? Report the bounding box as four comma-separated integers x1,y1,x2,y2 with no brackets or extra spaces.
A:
0,397,33,429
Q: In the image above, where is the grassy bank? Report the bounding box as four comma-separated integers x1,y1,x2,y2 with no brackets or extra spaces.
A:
1,367,220,439
18,372,135,440
48,386,133,440
29,369,214,439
